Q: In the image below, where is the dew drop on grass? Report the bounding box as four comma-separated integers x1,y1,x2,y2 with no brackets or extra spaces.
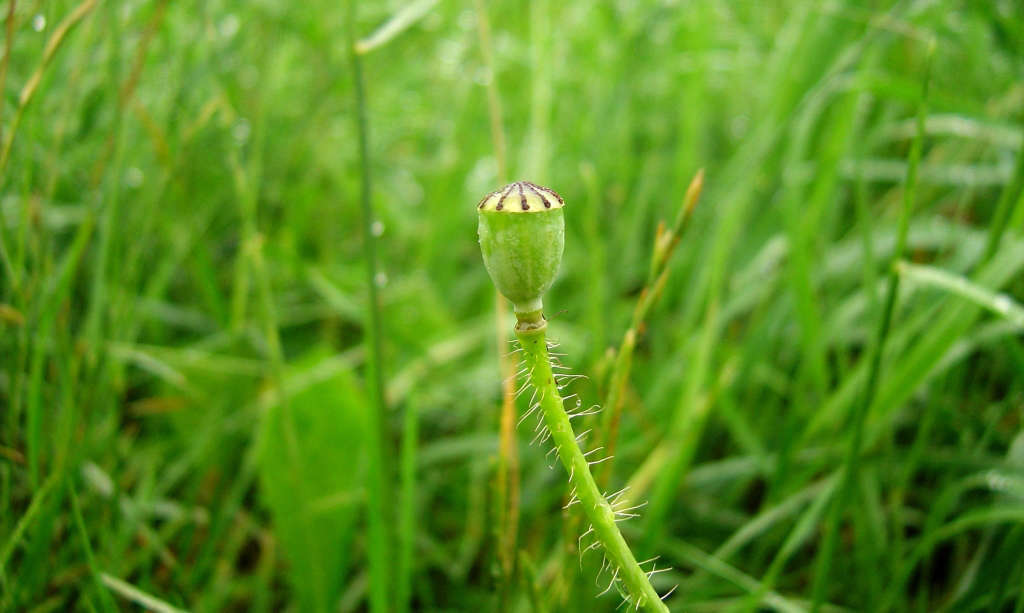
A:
438,40,464,79
473,67,493,86
233,118,251,144
466,156,498,196
125,167,144,188
374,272,388,288
730,114,750,139
220,14,240,39
82,462,114,497
32,14,46,32
991,294,1011,315
371,221,384,237
457,9,475,31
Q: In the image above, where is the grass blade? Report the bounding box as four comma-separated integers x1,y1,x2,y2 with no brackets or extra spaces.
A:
99,573,185,613
810,37,935,611
397,399,419,613
0,474,57,576
69,482,117,612
896,260,1024,327
355,0,438,55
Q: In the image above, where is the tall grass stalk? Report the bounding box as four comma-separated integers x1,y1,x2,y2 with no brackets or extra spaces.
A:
25,209,95,489
0,0,16,286
348,3,393,610
0,0,15,145
0,0,96,174
809,38,934,611
84,0,124,363
68,481,117,612
597,169,703,484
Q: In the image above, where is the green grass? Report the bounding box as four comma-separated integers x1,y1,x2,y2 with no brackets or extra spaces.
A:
2,0,1024,611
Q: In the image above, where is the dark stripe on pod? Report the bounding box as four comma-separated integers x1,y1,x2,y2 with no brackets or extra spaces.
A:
543,185,564,205
526,181,563,206
525,182,551,208
496,184,514,210
518,183,529,210
477,190,497,209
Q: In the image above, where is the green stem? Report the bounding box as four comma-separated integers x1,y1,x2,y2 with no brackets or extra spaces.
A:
598,169,703,485
348,3,393,611
514,318,669,612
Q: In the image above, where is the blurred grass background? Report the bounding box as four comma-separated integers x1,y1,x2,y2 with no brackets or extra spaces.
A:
2,0,1024,611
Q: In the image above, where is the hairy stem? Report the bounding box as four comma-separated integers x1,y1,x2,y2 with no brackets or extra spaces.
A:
515,318,669,612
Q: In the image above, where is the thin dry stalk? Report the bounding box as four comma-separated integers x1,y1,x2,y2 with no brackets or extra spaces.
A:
473,0,521,595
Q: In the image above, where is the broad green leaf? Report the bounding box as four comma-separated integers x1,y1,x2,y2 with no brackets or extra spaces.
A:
257,347,369,613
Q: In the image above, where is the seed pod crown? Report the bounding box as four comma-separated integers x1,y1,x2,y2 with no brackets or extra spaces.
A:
477,180,565,212
477,181,566,316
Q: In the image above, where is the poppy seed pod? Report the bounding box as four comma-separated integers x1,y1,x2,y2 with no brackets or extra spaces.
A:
477,181,565,319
